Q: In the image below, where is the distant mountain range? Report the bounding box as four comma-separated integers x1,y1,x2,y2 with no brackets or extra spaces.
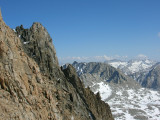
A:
105,58,156,75
63,60,160,119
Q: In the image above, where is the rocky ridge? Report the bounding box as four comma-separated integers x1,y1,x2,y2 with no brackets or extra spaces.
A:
71,61,139,88
0,10,113,120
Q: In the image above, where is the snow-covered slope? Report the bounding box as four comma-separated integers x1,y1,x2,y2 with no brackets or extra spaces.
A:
93,82,112,101
108,86,160,120
127,59,152,73
105,59,156,75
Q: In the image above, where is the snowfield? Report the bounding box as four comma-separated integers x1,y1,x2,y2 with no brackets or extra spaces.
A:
109,62,128,69
89,81,160,120
94,82,112,101
107,86,160,120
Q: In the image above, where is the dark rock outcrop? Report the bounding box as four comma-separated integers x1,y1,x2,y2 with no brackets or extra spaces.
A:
0,10,113,120
15,23,59,78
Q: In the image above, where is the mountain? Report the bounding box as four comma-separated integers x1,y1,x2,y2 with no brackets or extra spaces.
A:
0,11,113,120
72,61,139,87
105,59,156,75
105,59,159,89
70,61,160,120
142,63,160,90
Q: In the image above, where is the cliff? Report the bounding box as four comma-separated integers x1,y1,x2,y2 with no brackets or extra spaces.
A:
0,10,113,120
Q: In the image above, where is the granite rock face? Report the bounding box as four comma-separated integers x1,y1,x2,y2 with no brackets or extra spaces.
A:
0,11,113,120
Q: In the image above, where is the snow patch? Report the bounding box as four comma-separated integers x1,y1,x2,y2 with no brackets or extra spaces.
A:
107,59,155,74
109,62,127,68
94,82,112,101
71,116,74,120
23,41,30,44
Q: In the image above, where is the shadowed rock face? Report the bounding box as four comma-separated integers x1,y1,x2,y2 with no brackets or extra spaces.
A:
142,63,160,90
0,10,113,120
16,23,59,78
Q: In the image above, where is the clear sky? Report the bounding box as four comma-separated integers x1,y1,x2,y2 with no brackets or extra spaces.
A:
1,0,160,63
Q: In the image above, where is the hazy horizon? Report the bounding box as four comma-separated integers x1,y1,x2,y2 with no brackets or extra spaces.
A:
58,54,159,65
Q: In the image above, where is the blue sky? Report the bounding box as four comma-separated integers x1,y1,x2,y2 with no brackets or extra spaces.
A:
1,0,160,63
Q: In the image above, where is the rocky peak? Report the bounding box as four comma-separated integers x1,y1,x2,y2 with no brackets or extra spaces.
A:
16,22,59,78
31,22,46,33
